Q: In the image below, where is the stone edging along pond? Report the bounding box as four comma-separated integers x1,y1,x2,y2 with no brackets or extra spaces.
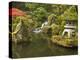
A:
51,35,78,48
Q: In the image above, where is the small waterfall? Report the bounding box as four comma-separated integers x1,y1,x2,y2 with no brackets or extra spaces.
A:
33,21,48,33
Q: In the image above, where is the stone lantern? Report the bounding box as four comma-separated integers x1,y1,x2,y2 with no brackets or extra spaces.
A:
61,6,78,38
62,20,76,38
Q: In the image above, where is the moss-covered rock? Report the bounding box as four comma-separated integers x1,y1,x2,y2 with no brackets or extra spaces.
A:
51,35,78,47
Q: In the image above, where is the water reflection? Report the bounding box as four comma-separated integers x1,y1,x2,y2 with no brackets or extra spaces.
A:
12,33,78,58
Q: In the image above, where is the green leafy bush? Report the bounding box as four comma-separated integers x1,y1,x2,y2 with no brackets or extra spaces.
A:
51,24,60,35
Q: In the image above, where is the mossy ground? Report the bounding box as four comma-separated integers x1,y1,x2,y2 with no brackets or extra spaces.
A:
51,35,78,47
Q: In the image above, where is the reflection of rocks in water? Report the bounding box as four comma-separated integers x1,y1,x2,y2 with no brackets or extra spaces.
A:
18,40,31,45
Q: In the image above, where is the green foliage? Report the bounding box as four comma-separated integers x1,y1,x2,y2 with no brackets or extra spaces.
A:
31,7,47,27
10,1,26,11
25,3,39,11
51,24,60,35
32,7,47,22
48,14,57,25
60,6,78,20
11,2,78,47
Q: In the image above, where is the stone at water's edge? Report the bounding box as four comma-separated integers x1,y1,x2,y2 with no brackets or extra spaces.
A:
51,35,78,48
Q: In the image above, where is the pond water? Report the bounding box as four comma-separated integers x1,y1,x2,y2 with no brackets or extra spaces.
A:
12,33,78,58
